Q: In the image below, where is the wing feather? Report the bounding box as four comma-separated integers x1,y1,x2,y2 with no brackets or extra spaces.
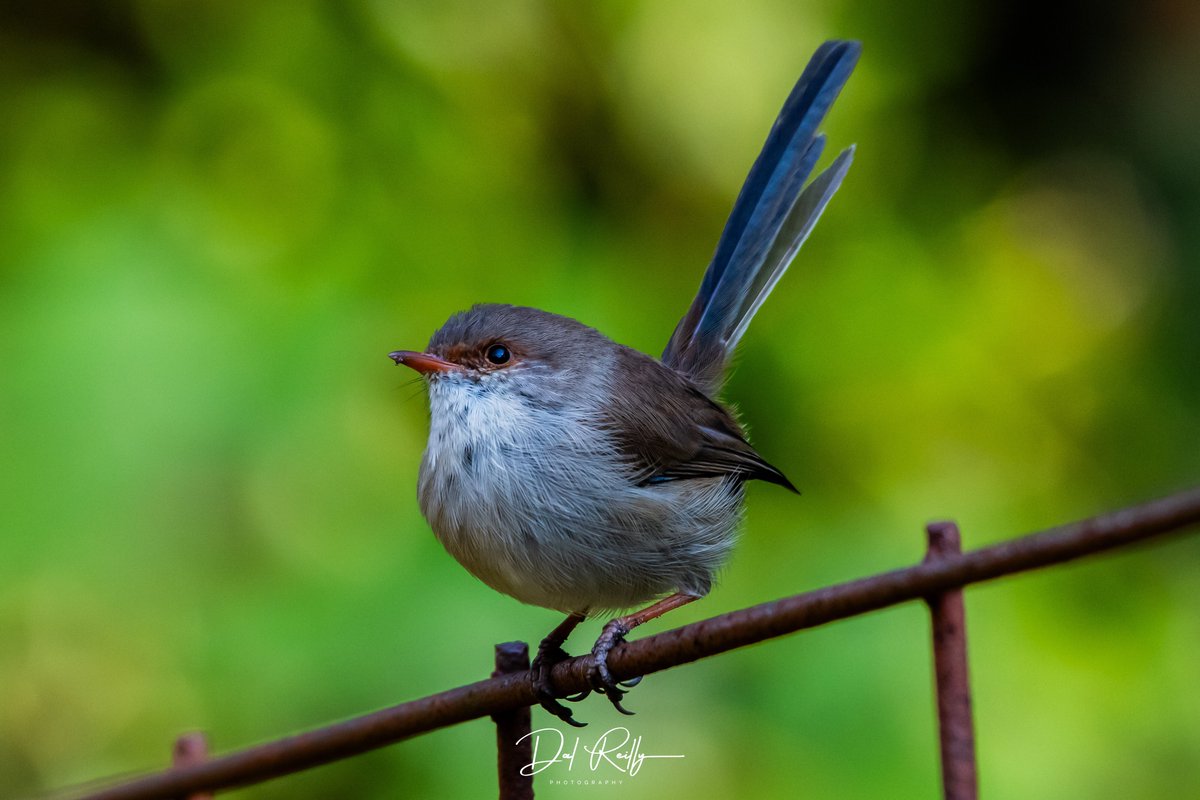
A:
601,347,797,493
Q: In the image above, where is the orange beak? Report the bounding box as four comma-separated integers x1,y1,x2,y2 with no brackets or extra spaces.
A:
388,350,462,375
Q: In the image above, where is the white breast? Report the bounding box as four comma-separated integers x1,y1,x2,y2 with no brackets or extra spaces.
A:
416,370,742,613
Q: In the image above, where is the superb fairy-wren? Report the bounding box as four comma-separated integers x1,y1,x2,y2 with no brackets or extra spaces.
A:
389,40,860,725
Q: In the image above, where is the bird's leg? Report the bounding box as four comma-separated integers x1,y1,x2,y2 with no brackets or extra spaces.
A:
530,610,589,727
590,592,700,715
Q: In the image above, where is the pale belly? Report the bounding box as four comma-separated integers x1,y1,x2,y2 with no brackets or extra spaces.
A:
415,380,742,613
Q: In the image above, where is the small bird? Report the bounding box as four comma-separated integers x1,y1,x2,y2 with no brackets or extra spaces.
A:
389,40,859,725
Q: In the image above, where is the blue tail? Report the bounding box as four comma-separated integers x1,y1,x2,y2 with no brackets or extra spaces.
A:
662,40,860,394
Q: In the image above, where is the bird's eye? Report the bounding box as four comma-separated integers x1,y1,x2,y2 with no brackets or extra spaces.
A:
485,344,511,365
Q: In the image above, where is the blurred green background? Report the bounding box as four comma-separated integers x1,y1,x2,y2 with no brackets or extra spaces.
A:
2,1,1198,798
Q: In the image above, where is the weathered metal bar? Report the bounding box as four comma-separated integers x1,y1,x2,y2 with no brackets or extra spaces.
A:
170,733,212,800
492,642,534,800
75,486,1200,800
924,522,977,800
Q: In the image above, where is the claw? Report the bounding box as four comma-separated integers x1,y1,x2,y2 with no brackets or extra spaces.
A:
589,619,638,715
594,682,637,716
529,611,594,725
549,700,588,727
531,643,588,727
609,694,636,716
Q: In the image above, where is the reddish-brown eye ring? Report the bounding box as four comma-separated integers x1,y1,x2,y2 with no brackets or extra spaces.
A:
485,344,510,365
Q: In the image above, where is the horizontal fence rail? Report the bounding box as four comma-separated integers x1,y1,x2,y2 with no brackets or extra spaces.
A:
72,487,1200,800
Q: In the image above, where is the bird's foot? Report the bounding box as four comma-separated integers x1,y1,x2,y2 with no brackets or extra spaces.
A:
588,619,643,716
531,639,590,728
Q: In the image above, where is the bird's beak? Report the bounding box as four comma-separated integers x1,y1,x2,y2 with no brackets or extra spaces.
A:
388,350,462,375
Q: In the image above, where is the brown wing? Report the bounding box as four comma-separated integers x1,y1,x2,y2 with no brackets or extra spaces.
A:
600,346,797,492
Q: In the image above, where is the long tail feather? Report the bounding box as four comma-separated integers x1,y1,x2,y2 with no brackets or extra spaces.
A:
726,144,855,349
662,40,860,394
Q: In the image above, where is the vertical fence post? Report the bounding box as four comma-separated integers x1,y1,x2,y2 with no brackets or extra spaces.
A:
492,642,534,800
171,732,212,800
924,521,978,800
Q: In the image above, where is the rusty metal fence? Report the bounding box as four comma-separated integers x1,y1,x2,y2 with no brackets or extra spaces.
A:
65,487,1200,800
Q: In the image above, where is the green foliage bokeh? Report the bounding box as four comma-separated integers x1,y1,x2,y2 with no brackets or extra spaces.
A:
2,2,1198,798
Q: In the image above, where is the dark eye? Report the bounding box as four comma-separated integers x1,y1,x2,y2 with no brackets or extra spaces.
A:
485,343,510,365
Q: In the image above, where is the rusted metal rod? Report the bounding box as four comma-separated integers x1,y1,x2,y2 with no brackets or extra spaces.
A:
170,733,212,800
76,486,1200,800
491,642,534,800
925,522,978,800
